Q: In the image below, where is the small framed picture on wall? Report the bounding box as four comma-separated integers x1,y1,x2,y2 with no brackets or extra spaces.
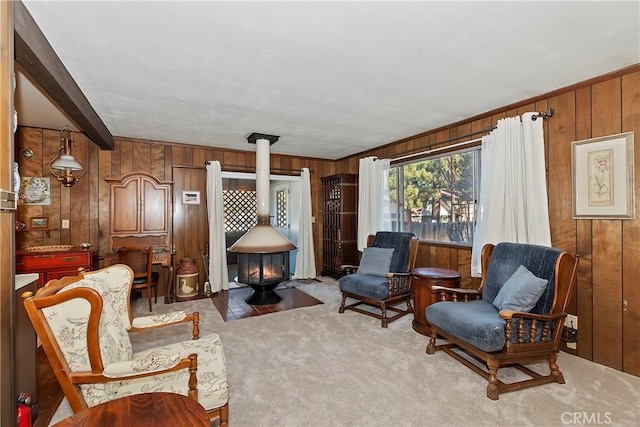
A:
30,216,49,230
182,191,200,205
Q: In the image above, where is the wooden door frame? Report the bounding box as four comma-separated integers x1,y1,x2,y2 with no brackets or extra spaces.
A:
1,2,16,424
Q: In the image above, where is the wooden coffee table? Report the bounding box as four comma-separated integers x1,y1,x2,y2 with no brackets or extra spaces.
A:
53,392,210,426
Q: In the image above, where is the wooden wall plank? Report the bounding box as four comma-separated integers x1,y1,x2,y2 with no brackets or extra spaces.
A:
172,145,186,166
591,77,623,371
120,139,134,175
150,144,165,180
457,249,472,289
163,145,172,181
574,85,593,360
591,220,623,370
547,92,576,254
69,132,90,247
184,147,193,166
44,129,63,246
88,138,100,247
98,147,112,257
576,219,593,360
621,71,640,376
223,150,236,169
436,246,450,269
192,147,208,168
132,141,151,175
16,128,43,248
111,139,121,179
547,92,577,333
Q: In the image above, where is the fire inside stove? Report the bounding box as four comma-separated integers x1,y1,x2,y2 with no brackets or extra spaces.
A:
236,251,290,305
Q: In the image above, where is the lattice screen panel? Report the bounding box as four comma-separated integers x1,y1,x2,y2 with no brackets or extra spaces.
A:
223,189,257,231
276,189,287,228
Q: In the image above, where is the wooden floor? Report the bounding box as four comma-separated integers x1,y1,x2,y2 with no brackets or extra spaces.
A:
36,286,322,425
211,286,323,321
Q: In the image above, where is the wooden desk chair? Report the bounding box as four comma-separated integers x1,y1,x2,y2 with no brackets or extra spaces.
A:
117,246,158,312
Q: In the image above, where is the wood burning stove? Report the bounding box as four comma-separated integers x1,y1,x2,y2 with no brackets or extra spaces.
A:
228,133,296,305
237,251,290,304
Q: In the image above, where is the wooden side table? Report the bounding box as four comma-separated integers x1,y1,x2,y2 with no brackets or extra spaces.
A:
412,267,461,336
53,392,209,427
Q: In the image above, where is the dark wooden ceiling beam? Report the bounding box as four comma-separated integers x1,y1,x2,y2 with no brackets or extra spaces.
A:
13,1,113,150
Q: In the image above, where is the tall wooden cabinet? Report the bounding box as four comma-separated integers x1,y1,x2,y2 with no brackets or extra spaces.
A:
321,174,358,278
106,173,173,251
106,173,175,302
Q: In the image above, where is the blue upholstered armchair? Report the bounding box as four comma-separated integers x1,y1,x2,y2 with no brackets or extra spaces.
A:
425,242,579,400
338,232,419,327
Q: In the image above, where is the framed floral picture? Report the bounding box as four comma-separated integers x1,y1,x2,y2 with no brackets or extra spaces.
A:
572,131,635,219
18,177,51,205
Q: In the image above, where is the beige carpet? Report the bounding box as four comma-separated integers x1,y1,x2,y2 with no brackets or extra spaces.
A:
50,277,640,426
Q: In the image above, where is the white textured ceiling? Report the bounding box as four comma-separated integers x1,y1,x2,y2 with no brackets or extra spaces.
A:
17,1,640,160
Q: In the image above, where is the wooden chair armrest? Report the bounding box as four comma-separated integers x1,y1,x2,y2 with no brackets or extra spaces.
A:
385,271,411,279
499,310,566,321
129,312,200,340
70,354,196,384
387,272,412,294
500,311,567,350
340,264,359,270
340,265,359,274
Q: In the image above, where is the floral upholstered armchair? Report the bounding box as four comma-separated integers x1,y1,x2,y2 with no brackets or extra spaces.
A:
22,265,229,425
425,242,578,400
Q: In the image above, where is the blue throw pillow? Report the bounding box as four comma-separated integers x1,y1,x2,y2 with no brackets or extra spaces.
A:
357,247,394,277
492,265,548,312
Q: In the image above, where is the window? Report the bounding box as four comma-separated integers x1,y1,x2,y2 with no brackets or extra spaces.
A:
389,147,481,244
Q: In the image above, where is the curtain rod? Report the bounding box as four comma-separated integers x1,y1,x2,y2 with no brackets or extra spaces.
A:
204,161,315,174
389,108,555,164
391,138,483,164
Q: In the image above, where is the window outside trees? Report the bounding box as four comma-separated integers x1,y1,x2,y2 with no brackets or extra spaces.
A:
389,147,481,244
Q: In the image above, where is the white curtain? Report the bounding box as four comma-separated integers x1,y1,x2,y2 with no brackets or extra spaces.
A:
206,161,229,292
293,168,316,279
357,156,392,251
471,113,551,277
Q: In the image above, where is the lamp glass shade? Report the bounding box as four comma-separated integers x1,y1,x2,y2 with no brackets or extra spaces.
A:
51,154,83,171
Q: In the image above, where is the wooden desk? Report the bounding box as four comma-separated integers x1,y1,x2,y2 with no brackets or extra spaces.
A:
53,392,209,427
103,249,175,303
412,267,461,336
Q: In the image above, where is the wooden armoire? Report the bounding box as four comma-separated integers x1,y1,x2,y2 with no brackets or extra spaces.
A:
105,173,175,301
106,172,172,251
320,174,358,278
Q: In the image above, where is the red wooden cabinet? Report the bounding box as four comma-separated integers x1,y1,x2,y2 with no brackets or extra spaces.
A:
15,248,98,287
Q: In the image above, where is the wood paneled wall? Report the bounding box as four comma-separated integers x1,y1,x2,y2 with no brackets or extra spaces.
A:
15,131,337,284
336,65,640,376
